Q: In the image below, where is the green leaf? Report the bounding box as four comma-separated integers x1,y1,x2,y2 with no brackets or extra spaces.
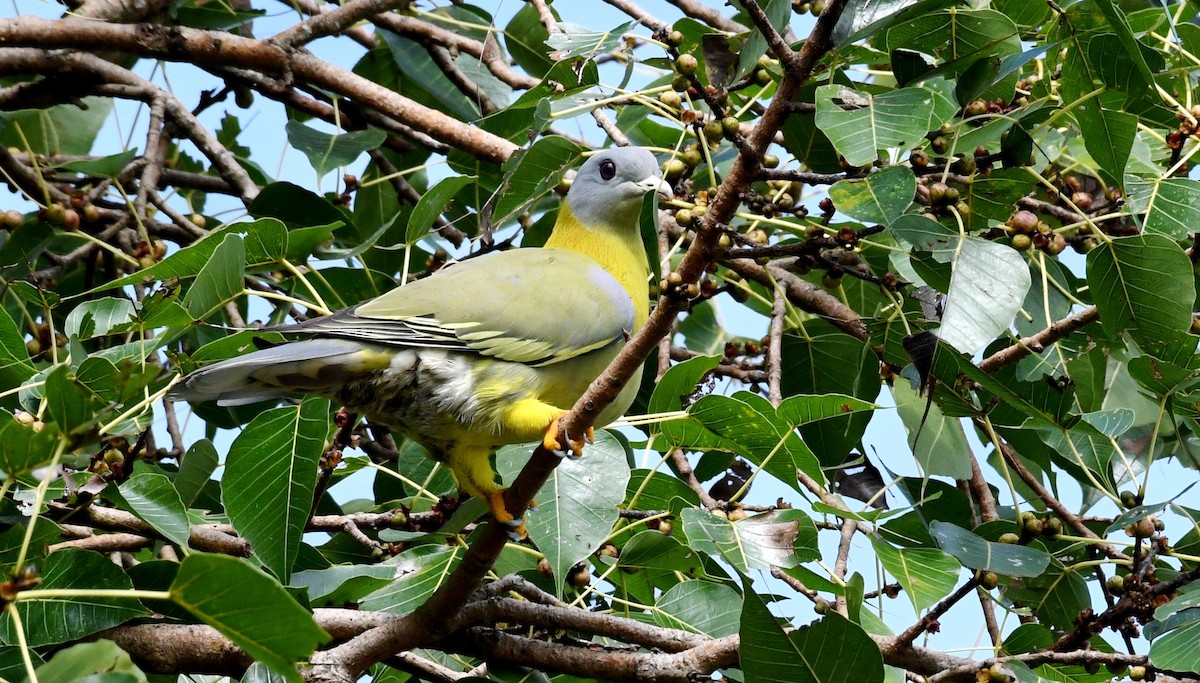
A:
654,581,742,637
1075,102,1136,186
505,3,555,76
181,233,245,320
740,585,884,683
54,149,138,178
1124,176,1200,240
116,472,191,548
1090,0,1155,85
360,546,462,614
1147,619,1200,676
44,364,94,433
682,508,818,572
171,554,329,682
290,565,395,605
64,298,136,340
892,381,972,479
0,410,61,477
871,539,960,612
174,439,219,507
938,236,1031,355
222,398,332,582
617,530,705,576
782,334,880,465
647,354,723,447
689,392,823,488
27,640,143,683
828,166,917,224
929,522,1050,577
0,549,147,647
776,393,876,427
403,175,475,246
0,305,36,401
379,31,480,120
1086,234,1194,357
497,431,630,597
545,22,634,59
0,98,114,155
815,77,958,166
493,136,585,228
284,121,386,179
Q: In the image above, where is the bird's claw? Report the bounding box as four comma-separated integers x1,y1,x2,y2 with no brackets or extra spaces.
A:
543,419,593,460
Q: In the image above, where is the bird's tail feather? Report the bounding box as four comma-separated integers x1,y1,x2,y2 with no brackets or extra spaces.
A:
168,339,392,407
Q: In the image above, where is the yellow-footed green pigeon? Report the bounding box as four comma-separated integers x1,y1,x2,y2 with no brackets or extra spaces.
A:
170,146,668,535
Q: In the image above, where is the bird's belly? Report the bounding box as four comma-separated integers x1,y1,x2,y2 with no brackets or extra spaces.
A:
332,346,633,456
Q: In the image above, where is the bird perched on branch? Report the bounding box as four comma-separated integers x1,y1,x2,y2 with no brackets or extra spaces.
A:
170,146,668,536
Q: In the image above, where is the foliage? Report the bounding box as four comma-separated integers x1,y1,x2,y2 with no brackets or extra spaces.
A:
0,0,1199,681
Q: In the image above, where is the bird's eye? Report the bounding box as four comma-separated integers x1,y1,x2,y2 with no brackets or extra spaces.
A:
599,160,616,181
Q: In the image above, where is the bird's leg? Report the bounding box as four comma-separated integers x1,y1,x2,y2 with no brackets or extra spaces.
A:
446,445,527,539
542,410,594,459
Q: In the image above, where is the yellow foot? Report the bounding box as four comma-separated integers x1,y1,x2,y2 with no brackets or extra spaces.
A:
541,412,595,459
485,489,526,539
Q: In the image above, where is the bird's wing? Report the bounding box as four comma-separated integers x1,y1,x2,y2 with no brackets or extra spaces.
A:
284,249,637,366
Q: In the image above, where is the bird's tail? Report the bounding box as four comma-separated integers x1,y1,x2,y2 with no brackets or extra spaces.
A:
168,339,393,407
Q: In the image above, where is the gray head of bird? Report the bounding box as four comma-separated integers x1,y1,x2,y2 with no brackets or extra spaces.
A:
565,147,671,233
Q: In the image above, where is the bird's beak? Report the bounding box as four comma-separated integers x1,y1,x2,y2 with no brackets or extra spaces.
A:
635,175,673,201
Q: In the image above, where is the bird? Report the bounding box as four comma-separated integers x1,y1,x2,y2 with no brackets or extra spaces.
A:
169,146,668,537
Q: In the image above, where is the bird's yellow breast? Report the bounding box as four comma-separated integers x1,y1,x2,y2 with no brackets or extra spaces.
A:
543,203,650,328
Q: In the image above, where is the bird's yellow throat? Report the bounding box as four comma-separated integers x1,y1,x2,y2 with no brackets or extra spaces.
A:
544,203,650,328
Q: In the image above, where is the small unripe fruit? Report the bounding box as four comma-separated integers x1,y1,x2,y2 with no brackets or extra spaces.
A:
675,54,699,75
910,150,929,168
45,203,66,225
702,120,724,141
754,68,772,86
1045,233,1067,256
666,30,684,46
711,509,728,519
1023,517,1044,536
666,271,683,287
61,208,79,231
3,209,22,228
1120,490,1139,509
721,116,740,135
1107,574,1126,595
658,520,673,535
25,338,42,357
931,135,950,154
964,100,988,117
663,159,688,180
821,272,842,289
978,571,999,589
1083,661,1100,675
537,558,553,576
675,209,694,227
82,204,101,223
599,544,619,558
190,213,207,229
671,75,690,92
659,91,682,109
813,598,829,614
682,147,703,168
234,88,255,109
762,154,779,168
1071,191,1093,211
1129,665,1147,680
570,566,591,587
1011,234,1032,251
1007,210,1038,233
728,508,750,522
1042,517,1062,538
998,532,1021,544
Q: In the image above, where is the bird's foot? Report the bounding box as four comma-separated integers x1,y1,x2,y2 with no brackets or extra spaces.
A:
542,414,594,460
485,489,527,540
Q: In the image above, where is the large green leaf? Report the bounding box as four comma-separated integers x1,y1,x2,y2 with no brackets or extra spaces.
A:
740,585,884,683
682,508,818,572
492,136,585,228
828,166,916,225
781,334,878,466
0,549,147,647
171,554,329,682
359,546,462,614
930,522,1050,577
115,472,191,548
0,97,114,155
1086,234,1194,358
222,398,332,582
938,236,1031,355
892,381,972,479
815,78,958,167
284,122,386,179
0,410,61,477
25,640,143,683
689,392,823,488
498,431,630,596
403,175,475,245
181,233,245,320
1124,176,1200,240
871,539,961,612
654,581,742,638
1074,101,1136,186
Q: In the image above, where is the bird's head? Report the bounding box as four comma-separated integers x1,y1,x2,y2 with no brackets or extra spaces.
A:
564,147,670,234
